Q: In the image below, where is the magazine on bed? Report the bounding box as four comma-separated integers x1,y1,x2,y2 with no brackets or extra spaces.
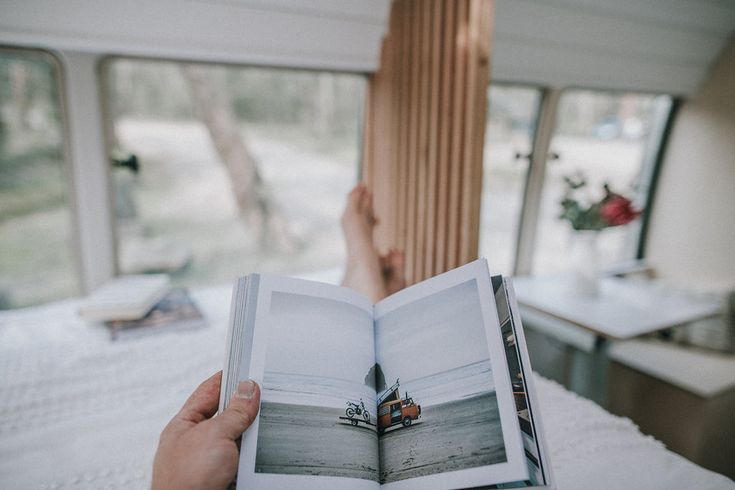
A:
219,259,553,489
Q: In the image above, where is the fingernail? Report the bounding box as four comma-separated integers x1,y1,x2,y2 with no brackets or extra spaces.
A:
235,380,256,400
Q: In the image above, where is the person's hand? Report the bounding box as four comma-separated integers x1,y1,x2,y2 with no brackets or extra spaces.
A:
152,371,261,490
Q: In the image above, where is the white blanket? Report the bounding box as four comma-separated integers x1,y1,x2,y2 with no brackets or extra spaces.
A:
0,287,732,489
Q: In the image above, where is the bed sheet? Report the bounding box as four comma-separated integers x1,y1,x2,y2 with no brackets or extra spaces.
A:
0,286,732,489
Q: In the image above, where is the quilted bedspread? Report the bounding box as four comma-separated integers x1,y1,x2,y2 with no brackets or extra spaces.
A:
0,286,732,489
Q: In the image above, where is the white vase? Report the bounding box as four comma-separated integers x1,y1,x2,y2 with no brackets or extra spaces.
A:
567,230,601,298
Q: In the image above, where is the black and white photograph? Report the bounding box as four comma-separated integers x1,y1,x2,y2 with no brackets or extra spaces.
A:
254,291,379,482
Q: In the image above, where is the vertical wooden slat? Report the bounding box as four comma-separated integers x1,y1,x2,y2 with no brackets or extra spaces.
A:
468,0,493,262
389,3,402,246
459,0,481,265
447,0,469,270
378,18,394,251
405,0,420,283
434,0,456,276
388,13,399,246
396,0,410,253
363,0,493,285
413,0,431,284
424,0,443,279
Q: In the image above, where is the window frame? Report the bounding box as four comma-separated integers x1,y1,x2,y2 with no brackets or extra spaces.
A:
485,83,678,276
0,46,681,303
479,80,546,276
0,45,83,303
635,97,681,260
98,54,368,280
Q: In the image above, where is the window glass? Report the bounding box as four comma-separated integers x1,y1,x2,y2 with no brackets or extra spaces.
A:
532,90,664,275
479,85,542,275
0,50,79,309
105,59,364,286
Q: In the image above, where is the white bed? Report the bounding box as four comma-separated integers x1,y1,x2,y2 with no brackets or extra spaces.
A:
0,286,732,489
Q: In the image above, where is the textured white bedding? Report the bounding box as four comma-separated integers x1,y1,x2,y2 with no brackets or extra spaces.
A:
0,286,732,489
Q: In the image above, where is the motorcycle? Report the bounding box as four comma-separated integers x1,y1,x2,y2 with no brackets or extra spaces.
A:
345,398,371,422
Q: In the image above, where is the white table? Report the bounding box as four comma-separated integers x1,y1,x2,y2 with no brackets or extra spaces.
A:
511,275,723,405
513,275,722,341
0,285,732,489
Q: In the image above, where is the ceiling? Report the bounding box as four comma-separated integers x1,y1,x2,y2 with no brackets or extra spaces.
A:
0,0,391,72
491,0,735,95
1,0,733,94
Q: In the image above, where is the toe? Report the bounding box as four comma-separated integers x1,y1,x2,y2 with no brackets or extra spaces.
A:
390,249,405,269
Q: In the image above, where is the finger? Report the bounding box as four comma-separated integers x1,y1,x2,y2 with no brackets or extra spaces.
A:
176,371,222,425
212,380,261,440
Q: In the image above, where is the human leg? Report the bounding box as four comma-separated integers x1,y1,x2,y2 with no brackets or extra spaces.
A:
340,184,406,302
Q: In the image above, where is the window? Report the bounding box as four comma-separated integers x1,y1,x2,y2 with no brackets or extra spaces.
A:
531,90,671,275
104,58,364,287
0,49,79,309
479,84,542,275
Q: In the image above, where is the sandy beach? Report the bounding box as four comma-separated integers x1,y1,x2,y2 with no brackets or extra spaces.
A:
255,401,379,481
379,392,506,484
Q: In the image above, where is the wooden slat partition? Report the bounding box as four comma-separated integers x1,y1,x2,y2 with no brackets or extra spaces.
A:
362,0,493,285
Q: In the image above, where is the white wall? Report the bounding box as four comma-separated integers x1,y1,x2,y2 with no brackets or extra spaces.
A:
492,0,735,95
647,38,735,290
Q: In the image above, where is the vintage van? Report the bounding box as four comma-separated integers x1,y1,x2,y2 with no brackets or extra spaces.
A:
377,395,421,434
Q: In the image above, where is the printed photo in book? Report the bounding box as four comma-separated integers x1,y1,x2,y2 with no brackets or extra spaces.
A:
254,290,379,481
223,259,549,489
374,279,505,484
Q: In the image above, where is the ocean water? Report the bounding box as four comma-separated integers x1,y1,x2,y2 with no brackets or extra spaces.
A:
262,359,494,411
262,371,377,409
396,359,495,407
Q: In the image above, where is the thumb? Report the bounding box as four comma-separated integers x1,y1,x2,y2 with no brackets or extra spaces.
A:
212,380,261,440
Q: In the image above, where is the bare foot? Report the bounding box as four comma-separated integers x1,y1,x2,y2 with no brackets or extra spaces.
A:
341,184,406,302
380,248,406,296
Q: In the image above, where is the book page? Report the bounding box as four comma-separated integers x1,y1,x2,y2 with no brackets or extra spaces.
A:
504,278,555,489
490,276,549,487
236,276,380,490
373,260,528,489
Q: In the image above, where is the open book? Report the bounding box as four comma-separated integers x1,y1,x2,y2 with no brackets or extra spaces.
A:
219,259,553,489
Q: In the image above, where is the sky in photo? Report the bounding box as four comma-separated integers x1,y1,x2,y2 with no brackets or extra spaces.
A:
375,279,491,385
265,291,375,385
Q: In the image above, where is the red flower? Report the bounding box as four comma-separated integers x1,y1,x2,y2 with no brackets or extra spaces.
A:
600,195,640,226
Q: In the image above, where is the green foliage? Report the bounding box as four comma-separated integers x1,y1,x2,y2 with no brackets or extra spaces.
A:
558,175,609,231
559,197,608,231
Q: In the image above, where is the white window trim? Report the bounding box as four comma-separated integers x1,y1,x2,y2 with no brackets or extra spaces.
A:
59,50,116,292
513,88,562,276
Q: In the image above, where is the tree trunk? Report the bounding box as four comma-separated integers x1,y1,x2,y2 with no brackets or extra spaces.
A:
181,64,293,252
9,62,33,131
